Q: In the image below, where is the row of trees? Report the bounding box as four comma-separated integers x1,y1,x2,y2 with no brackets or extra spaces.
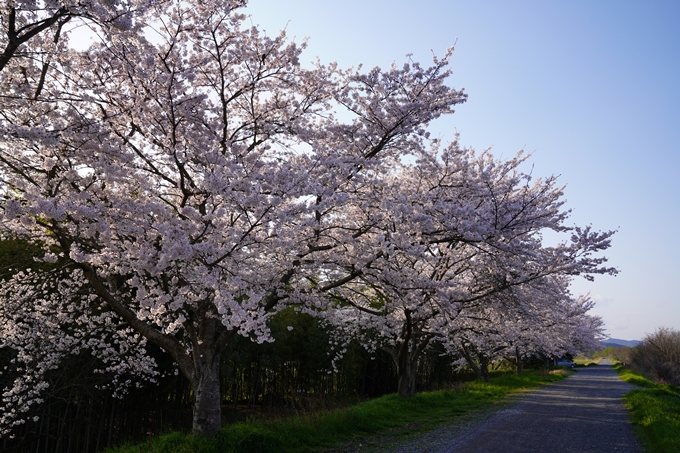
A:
0,0,614,440
0,276,597,453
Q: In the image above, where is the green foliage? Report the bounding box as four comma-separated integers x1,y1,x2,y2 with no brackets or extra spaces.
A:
105,370,569,453
589,346,630,363
0,236,53,279
603,346,631,363
220,307,399,408
593,347,617,358
615,364,680,453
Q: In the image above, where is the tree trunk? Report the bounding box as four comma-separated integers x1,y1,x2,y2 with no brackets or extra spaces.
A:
191,355,222,437
389,310,428,398
515,347,523,374
396,350,417,397
185,315,234,437
479,355,490,382
460,342,482,380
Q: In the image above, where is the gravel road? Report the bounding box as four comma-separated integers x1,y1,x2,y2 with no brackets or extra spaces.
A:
388,359,645,453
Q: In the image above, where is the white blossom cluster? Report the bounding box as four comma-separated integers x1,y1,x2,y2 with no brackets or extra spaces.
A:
0,269,157,436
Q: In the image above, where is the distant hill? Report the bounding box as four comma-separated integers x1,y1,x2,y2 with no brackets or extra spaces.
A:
600,338,641,348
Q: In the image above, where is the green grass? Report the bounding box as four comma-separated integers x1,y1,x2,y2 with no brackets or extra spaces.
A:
615,364,680,453
106,370,571,453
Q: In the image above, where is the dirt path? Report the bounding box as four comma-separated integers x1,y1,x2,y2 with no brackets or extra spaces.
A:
388,360,644,453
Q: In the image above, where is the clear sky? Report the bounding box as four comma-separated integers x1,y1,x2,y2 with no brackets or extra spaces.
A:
243,0,680,341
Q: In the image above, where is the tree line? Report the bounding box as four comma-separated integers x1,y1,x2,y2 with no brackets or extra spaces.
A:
0,253,577,453
0,0,614,446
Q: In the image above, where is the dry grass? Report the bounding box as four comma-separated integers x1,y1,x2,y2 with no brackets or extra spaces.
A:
573,357,602,366
535,368,573,376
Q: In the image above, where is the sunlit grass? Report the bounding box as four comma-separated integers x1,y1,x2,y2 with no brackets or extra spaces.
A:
615,364,680,453
573,357,602,366
106,370,570,453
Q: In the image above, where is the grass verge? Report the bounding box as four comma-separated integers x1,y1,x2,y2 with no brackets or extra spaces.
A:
614,363,680,453
106,369,571,453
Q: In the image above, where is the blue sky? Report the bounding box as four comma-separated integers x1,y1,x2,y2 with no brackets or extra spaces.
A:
244,0,680,341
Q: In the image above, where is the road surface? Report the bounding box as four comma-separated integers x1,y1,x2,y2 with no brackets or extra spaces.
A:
389,359,644,453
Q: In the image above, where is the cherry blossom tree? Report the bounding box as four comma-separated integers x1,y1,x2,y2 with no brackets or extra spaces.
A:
324,142,616,395
450,277,605,378
0,0,466,436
